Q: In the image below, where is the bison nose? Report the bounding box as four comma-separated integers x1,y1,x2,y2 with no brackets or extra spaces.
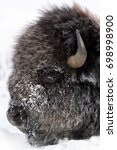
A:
7,106,27,127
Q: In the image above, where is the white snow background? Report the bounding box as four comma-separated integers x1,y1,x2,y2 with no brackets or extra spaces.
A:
0,0,100,149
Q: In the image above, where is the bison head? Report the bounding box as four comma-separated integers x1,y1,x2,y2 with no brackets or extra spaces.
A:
7,5,100,146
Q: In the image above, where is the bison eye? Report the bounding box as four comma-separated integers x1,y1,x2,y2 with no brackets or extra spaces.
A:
37,67,64,84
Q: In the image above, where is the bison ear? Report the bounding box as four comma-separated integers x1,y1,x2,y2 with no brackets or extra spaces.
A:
67,29,87,68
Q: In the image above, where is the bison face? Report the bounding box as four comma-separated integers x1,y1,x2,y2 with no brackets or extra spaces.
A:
7,5,100,146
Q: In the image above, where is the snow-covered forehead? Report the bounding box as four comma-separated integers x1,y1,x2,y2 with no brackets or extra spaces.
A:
10,77,47,107
22,82,47,105
29,84,47,105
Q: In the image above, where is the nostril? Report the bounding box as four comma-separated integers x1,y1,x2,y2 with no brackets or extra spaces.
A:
7,107,20,116
7,106,27,126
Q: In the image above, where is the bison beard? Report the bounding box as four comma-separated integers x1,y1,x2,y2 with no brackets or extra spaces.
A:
7,4,100,146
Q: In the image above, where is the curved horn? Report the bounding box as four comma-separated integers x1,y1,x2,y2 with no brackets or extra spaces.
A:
67,29,87,68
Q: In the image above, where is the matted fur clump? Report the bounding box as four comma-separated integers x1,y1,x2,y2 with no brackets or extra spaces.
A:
7,4,100,146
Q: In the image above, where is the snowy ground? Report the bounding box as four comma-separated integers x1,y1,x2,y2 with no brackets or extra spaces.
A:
0,0,100,149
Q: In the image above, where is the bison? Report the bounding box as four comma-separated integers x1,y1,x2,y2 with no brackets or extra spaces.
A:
7,4,100,146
